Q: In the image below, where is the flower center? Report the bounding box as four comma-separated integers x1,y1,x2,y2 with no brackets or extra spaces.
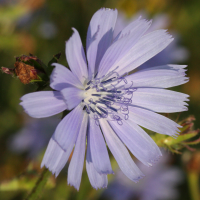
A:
82,69,135,125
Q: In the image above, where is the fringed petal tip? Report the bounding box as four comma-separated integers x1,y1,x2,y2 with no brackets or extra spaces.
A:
162,29,174,37
41,161,61,177
100,7,118,12
93,184,108,190
99,170,114,175
171,132,180,139
67,183,80,191
146,153,162,167
133,174,146,183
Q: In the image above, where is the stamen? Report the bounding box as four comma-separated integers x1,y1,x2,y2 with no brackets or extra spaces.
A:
107,106,118,112
96,100,112,106
85,86,90,90
87,80,92,85
102,97,115,102
97,106,108,115
90,107,95,113
85,106,90,114
95,110,102,117
107,90,121,93
92,94,101,97
90,101,97,105
83,68,133,124
101,77,116,84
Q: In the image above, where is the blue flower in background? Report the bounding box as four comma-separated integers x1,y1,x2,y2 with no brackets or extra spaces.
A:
102,151,183,200
20,8,189,190
8,115,60,158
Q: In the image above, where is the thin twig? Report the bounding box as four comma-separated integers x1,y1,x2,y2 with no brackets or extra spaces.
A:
25,168,51,200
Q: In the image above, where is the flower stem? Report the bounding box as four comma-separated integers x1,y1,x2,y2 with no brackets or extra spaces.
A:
188,172,200,200
25,168,51,200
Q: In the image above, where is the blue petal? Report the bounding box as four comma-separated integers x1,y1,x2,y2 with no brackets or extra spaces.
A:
41,107,86,177
113,17,150,42
86,8,117,77
61,86,84,110
67,113,88,190
86,135,108,189
130,88,189,113
65,28,88,84
52,104,84,151
100,119,144,182
99,30,173,77
109,120,162,166
88,117,113,174
129,106,181,137
41,138,73,176
126,64,189,88
98,18,151,77
50,63,83,90
20,91,67,118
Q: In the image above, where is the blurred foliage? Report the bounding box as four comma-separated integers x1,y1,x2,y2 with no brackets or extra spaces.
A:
152,116,200,154
0,0,200,200
1,163,55,192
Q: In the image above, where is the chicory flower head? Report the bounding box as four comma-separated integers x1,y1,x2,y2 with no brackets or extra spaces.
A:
20,8,189,190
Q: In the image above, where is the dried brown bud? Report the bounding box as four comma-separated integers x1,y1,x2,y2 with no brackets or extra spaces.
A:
14,61,39,84
16,54,43,67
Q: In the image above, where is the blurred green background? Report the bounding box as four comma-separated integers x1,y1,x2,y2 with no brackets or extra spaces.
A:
0,0,200,200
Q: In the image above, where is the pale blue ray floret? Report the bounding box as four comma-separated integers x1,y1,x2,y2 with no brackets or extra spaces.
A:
20,8,189,190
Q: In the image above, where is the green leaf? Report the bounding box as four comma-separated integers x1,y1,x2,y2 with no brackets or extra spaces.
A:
46,53,61,76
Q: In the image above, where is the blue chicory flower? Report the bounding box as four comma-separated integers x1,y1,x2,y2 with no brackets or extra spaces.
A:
8,115,60,158
102,151,183,200
20,8,189,190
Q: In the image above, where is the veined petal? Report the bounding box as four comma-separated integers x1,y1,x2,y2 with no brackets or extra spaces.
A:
20,91,67,118
113,17,144,41
86,135,108,189
131,88,189,113
103,30,173,76
61,87,84,110
88,117,113,174
86,8,117,76
41,138,73,177
42,106,86,177
129,106,181,136
126,64,189,88
100,119,144,182
50,63,83,90
98,19,152,77
109,120,162,166
66,28,88,84
52,104,84,151
68,113,88,190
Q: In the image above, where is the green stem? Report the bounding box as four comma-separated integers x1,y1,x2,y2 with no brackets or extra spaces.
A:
25,168,51,200
188,172,200,200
